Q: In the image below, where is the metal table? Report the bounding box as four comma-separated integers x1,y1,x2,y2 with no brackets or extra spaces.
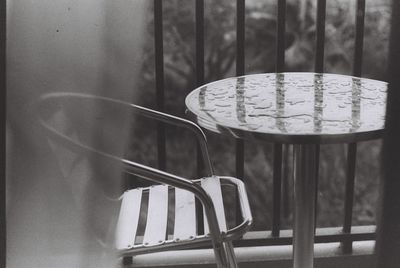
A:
185,72,387,268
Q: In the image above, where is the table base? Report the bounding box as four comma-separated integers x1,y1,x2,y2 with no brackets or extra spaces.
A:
293,144,317,268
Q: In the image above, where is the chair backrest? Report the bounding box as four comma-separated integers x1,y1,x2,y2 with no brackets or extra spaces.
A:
33,92,229,259
35,92,215,176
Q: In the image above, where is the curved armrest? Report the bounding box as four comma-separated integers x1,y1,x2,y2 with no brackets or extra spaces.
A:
219,177,253,240
131,104,214,176
34,92,214,176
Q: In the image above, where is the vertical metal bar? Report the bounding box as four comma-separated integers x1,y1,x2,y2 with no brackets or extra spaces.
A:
235,0,245,180
342,143,357,251
293,144,317,268
313,74,323,230
272,0,286,237
376,1,400,266
195,0,205,176
282,145,290,219
313,0,326,229
315,0,326,73
353,0,366,78
195,0,206,229
275,82,287,237
236,0,245,77
342,0,365,253
222,241,239,268
235,141,245,179
196,144,205,177
276,0,286,73
314,144,320,230
154,0,166,171
272,144,282,237
234,1,246,225
313,73,323,230
195,0,205,86
0,0,5,267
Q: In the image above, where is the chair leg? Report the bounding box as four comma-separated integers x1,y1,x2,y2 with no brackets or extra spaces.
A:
213,241,239,268
223,241,239,268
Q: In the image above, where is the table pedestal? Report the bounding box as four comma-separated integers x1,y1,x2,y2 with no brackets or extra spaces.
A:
293,144,317,268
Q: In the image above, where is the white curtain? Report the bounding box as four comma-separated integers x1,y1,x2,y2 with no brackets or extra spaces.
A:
6,0,148,267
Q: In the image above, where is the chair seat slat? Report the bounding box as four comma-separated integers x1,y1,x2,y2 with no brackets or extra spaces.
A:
115,188,143,250
173,188,196,241
201,177,227,235
143,185,169,246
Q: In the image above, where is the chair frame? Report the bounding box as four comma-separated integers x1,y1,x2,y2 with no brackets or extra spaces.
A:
34,92,253,268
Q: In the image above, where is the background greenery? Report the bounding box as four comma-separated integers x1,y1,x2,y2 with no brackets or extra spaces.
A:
127,0,391,230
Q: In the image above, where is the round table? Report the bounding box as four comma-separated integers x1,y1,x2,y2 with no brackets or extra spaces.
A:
185,72,387,268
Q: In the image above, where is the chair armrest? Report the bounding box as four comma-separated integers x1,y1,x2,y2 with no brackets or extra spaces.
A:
35,92,214,176
130,104,214,176
219,177,253,240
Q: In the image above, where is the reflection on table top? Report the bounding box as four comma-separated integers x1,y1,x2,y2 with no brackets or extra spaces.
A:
185,73,387,144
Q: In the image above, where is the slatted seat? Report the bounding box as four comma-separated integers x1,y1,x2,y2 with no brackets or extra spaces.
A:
116,176,233,252
34,93,253,268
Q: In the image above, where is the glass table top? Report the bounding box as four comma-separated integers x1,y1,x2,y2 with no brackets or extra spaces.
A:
185,73,387,144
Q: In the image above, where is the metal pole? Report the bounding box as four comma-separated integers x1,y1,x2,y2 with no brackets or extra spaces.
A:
376,0,400,266
293,144,317,268
0,0,5,267
154,0,166,171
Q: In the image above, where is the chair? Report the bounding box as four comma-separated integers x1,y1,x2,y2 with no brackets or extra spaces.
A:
34,92,253,268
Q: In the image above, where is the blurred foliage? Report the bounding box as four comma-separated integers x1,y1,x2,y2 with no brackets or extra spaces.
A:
128,0,391,230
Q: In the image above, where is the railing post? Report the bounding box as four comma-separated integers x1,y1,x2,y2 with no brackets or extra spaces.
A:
0,0,5,267
376,0,400,267
315,0,326,73
271,0,287,238
276,0,286,73
194,0,206,233
342,0,365,254
154,0,166,171
313,0,327,231
195,0,205,177
235,0,245,181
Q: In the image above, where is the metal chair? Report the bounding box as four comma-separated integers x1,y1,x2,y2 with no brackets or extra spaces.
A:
34,92,253,268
